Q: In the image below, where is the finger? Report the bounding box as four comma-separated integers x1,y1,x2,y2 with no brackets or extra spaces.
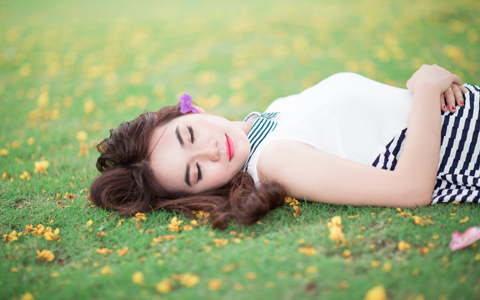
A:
440,96,448,112
444,88,456,113
459,85,469,94
451,84,464,107
451,74,462,86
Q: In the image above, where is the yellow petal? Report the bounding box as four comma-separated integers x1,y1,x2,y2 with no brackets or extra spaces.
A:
299,246,317,256
305,266,318,275
100,266,114,275
327,216,342,227
76,131,88,142
179,273,199,288
371,260,381,268
117,246,129,257
382,262,392,272
50,271,60,278
208,279,222,291
233,283,244,291
20,292,34,300
36,249,55,262
329,226,345,243
337,281,349,290
363,284,388,300
398,241,411,251
34,160,49,174
96,248,112,255
156,278,172,294
132,271,145,286
417,247,430,255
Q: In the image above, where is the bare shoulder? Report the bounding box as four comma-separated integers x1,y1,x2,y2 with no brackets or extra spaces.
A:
257,139,330,187
257,139,312,181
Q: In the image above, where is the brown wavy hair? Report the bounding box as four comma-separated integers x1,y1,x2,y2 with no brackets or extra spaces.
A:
89,103,286,230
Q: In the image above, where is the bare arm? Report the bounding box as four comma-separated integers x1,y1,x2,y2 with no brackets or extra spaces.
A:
257,65,465,207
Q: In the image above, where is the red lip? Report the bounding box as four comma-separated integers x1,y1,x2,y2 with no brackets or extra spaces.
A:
225,134,234,161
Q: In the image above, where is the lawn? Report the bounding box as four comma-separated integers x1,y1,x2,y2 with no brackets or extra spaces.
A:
1,0,479,299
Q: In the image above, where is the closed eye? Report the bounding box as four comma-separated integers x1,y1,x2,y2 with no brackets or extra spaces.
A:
197,162,202,182
188,126,194,143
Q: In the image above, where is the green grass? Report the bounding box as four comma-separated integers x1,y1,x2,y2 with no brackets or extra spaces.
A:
1,0,479,299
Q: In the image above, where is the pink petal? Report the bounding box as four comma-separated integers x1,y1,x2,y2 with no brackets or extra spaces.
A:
449,226,480,251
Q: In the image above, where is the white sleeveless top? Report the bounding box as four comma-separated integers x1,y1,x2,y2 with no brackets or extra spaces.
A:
244,72,413,183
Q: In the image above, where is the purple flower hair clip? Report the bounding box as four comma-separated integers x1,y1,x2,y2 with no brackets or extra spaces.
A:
179,93,198,114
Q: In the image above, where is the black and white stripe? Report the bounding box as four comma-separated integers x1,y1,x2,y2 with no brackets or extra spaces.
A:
242,112,279,172
372,84,480,204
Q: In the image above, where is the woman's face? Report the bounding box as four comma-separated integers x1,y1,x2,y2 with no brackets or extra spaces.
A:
148,112,251,194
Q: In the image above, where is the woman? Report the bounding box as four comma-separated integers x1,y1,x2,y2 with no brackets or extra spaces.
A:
90,65,477,229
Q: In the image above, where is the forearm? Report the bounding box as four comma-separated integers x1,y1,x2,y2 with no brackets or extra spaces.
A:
394,84,442,198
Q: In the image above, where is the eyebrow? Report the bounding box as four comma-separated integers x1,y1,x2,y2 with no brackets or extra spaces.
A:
175,125,184,147
185,164,191,187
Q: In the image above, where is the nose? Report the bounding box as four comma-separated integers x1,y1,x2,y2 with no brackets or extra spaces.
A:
196,139,219,162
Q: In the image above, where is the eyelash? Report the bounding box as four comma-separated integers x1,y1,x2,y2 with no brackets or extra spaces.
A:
188,126,202,182
188,126,194,143
197,163,202,181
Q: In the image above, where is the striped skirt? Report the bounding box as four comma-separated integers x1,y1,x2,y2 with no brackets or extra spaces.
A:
372,83,480,204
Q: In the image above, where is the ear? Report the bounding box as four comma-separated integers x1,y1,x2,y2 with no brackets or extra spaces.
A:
192,105,205,114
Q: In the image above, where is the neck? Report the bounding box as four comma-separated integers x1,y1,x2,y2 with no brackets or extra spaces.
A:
233,121,253,136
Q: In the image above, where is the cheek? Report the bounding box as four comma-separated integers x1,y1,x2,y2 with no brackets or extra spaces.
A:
237,136,251,160
205,164,233,188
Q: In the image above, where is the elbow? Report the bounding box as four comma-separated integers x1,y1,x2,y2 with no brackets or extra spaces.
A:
408,186,432,207
396,176,434,207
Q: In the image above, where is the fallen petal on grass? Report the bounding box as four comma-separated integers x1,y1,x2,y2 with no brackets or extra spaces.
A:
208,279,222,290
363,284,387,300
36,249,55,262
299,246,317,256
117,246,129,257
20,292,34,300
156,278,172,294
96,248,112,255
3,230,18,242
398,241,411,251
132,271,145,286
100,266,114,275
179,273,200,288
449,227,480,251
245,272,258,280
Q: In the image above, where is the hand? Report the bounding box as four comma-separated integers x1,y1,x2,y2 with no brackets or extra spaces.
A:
406,64,467,113
441,83,469,113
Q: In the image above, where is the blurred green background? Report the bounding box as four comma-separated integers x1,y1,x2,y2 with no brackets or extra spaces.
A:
1,0,478,131
1,0,479,299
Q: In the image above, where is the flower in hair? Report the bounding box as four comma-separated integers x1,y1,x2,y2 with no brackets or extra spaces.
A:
179,93,198,114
